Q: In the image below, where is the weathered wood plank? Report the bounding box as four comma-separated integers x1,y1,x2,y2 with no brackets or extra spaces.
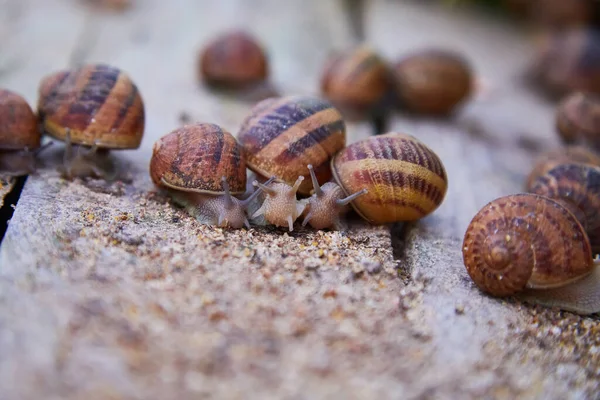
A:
365,1,599,398
0,1,411,399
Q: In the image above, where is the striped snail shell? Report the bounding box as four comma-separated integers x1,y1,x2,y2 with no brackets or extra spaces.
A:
462,193,600,314
525,145,600,189
528,163,600,255
320,46,392,119
393,49,474,116
330,132,448,225
150,123,263,229
38,64,145,179
0,89,42,176
556,91,600,149
238,94,345,196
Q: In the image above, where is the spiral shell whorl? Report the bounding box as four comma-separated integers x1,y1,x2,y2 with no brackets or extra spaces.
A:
150,123,246,195
331,132,447,224
529,163,600,254
238,95,345,195
38,64,145,149
463,194,593,297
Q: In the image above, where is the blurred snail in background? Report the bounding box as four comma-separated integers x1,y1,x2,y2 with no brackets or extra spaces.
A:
38,63,145,180
0,89,48,176
462,193,600,315
301,132,448,230
392,49,474,116
237,95,346,231
529,27,600,97
198,31,276,100
320,46,393,120
525,145,600,188
555,91,600,150
150,123,269,229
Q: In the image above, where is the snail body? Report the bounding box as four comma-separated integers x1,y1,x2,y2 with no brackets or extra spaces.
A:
38,64,145,179
556,91,600,149
150,123,262,229
0,89,43,176
528,163,600,255
330,132,448,225
301,164,367,230
320,46,392,120
393,49,473,116
237,95,346,230
462,193,600,314
199,31,268,89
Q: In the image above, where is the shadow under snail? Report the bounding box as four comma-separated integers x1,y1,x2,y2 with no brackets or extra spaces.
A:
301,132,448,229
150,123,270,229
37,63,145,180
237,94,346,231
462,193,600,315
0,89,48,176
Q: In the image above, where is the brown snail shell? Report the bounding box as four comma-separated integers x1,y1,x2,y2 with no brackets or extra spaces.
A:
199,31,268,89
0,89,43,176
150,123,260,229
525,145,600,189
528,163,600,255
0,89,40,151
555,91,600,149
331,132,448,224
320,46,392,119
462,193,594,297
150,123,246,195
530,27,600,97
237,95,346,196
393,49,474,116
38,64,145,149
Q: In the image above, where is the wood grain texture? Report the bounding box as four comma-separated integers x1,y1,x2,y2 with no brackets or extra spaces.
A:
0,1,598,399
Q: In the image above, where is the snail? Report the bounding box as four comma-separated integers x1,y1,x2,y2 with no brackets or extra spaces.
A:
300,164,368,230
237,95,346,230
37,63,145,179
198,30,273,99
525,145,600,188
462,193,600,315
320,46,392,120
0,89,47,176
529,27,600,97
528,163,600,255
392,49,474,116
251,176,306,232
307,132,447,226
555,91,600,149
149,123,269,229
